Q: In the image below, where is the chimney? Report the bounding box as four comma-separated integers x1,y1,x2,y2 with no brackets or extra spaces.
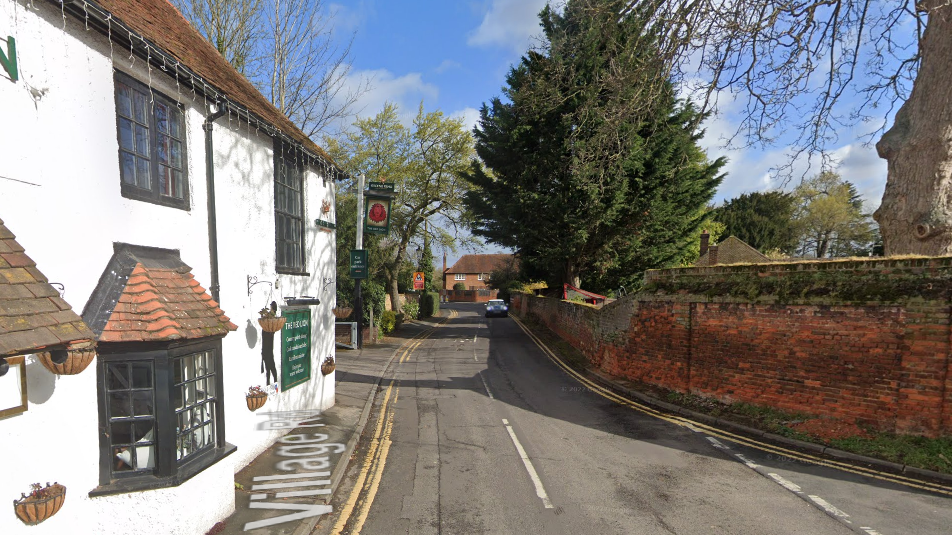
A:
708,245,718,265
700,230,710,257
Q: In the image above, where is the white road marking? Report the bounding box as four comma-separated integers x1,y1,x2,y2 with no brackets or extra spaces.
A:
503,419,554,509
809,495,851,519
861,528,884,535
275,488,332,498
768,473,802,493
734,453,758,469
502,418,509,425
480,372,494,399
251,494,267,500
252,471,330,481
706,436,729,450
251,479,331,491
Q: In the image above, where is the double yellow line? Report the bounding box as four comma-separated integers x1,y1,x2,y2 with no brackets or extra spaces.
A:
510,314,952,497
332,309,457,534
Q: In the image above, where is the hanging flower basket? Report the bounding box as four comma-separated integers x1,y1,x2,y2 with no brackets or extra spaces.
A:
246,386,268,412
37,345,97,376
320,356,336,376
14,483,66,526
332,307,353,320
258,316,286,333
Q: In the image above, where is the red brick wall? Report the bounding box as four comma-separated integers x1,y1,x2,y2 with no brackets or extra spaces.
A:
513,257,952,437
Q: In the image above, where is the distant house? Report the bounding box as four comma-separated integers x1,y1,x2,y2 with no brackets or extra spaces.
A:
442,254,515,302
696,232,770,266
443,254,514,290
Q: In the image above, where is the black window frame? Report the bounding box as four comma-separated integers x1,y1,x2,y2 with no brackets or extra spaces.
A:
274,140,308,274
113,70,190,211
92,338,234,497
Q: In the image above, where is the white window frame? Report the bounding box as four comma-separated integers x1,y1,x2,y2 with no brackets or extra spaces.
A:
454,273,465,281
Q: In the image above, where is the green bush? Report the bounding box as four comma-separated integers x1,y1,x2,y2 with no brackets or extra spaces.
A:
402,300,420,320
453,282,466,291
360,280,387,327
379,310,397,335
419,292,440,318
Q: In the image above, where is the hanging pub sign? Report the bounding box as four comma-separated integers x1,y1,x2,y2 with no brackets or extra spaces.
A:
280,309,311,391
364,194,392,235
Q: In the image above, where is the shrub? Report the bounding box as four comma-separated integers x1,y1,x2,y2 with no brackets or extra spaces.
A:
453,282,466,291
360,280,386,326
419,292,440,318
379,310,397,335
402,300,420,320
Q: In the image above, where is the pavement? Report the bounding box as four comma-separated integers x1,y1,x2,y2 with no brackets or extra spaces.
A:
213,307,952,535
214,317,437,535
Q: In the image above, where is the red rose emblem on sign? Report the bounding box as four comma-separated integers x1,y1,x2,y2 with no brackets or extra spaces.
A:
369,202,388,223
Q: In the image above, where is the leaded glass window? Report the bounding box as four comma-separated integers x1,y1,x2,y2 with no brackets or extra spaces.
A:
275,141,306,273
114,71,189,210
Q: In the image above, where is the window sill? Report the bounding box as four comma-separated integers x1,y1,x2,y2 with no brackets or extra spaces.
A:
276,269,310,277
88,443,236,497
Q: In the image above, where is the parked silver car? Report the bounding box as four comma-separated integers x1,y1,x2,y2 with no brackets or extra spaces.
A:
485,299,509,318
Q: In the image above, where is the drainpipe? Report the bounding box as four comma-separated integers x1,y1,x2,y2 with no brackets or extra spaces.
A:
204,103,227,303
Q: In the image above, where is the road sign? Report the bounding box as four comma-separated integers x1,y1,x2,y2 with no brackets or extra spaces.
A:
350,249,368,279
364,195,392,235
413,271,425,290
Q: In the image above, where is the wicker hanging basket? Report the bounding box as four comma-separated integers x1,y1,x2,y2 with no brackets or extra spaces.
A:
14,483,66,526
332,307,353,319
258,316,286,333
320,357,336,376
37,347,96,376
246,393,268,412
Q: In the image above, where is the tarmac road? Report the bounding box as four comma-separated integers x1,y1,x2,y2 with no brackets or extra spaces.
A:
317,303,952,535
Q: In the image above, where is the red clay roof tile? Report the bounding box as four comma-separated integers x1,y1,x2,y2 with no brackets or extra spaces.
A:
0,219,94,357
100,263,237,342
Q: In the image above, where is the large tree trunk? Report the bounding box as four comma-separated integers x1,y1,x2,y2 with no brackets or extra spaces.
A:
875,3,952,256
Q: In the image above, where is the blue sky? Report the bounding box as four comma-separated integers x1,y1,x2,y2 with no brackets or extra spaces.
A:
327,0,891,266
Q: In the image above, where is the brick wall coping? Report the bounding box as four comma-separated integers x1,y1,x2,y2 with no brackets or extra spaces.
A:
646,255,952,280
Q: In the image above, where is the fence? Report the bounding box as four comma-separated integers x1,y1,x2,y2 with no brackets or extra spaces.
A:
335,322,358,349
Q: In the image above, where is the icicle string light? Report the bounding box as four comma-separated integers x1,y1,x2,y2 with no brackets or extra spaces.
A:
60,0,338,178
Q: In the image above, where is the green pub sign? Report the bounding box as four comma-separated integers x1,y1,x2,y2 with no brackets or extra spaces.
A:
350,249,368,279
280,309,311,390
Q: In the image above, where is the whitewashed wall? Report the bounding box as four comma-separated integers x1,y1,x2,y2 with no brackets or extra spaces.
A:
0,2,335,533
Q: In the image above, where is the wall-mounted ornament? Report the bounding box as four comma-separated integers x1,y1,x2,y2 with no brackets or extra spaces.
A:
13,483,65,525
37,342,97,375
320,356,336,376
245,386,268,412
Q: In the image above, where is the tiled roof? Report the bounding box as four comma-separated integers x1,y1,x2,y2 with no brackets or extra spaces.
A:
0,219,95,357
81,0,329,161
696,236,770,266
445,254,516,275
83,244,236,343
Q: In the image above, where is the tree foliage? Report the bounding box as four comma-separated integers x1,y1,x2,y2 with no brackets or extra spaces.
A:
713,192,799,254
792,172,878,258
463,0,724,293
173,0,367,136
327,103,475,312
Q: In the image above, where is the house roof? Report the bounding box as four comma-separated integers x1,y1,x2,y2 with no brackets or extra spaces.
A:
0,219,95,358
77,0,331,162
696,236,771,266
445,254,515,274
82,244,237,343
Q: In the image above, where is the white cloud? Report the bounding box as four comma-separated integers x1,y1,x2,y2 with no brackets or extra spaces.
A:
328,2,371,35
468,0,549,53
327,68,439,132
434,60,461,74
451,107,481,133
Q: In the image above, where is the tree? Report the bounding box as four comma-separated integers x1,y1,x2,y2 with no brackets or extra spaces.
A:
463,0,724,293
623,1,952,256
713,192,799,254
327,103,475,313
792,172,877,258
174,0,262,74
173,0,366,136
